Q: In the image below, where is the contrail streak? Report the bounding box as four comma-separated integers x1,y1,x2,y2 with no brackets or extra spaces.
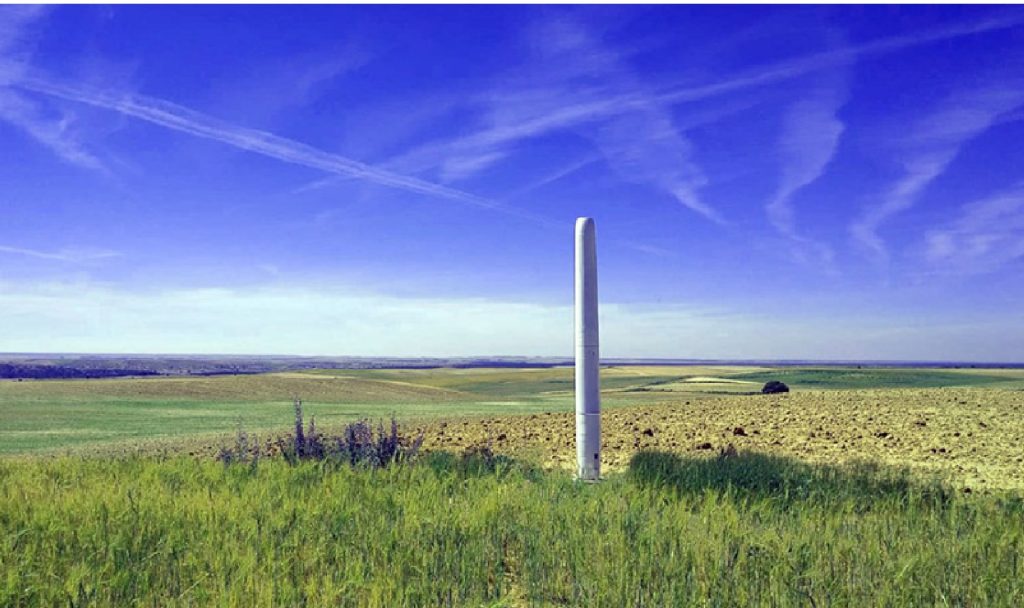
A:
656,13,1024,106
15,75,557,227
0,245,119,262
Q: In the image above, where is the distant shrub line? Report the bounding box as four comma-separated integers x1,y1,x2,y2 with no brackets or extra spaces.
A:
0,363,160,380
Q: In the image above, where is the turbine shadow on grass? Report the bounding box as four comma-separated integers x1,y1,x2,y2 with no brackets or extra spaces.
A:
628,449,952,505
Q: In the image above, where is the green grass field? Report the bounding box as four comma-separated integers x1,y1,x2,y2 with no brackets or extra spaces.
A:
4,365,1022,455
3,366,1024,606
0,370,557,455
2,452,1021,607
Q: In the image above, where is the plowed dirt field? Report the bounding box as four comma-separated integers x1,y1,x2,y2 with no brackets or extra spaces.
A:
412,387,1024,491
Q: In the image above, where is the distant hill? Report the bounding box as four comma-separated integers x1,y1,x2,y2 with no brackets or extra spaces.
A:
0,354,570,379
0,353,1021,380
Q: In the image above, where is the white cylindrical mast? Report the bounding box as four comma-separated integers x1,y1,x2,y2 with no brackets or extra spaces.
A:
575,217,600,481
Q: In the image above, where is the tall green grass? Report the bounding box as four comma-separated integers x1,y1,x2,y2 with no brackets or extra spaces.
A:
1,452,1021,607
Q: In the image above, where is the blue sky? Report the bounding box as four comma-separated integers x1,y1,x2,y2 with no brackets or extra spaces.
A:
2,5,1024,360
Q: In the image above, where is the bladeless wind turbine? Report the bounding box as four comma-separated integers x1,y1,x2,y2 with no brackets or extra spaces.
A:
575,217,600,481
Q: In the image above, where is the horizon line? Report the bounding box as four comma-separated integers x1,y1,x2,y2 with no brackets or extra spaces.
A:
2,352,1022,367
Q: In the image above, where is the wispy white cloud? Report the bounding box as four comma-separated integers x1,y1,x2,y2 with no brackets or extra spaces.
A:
765,78,847,271
617,241,677,259
540,17,725,224
920,182,1024,275
501,154,601,202
655,12,1024,107
767,85,846,236
374,12,1023,225
0,244,120,263
408,15,726,224
420,14,1022,163
0,88,106,170
379,89,637,184
0,6,105,171
0,5,45,75
851,81,1024,261
439,151,507,183
206,46,370,126
597,109,722,224
286,15,728,224
13,75,559,227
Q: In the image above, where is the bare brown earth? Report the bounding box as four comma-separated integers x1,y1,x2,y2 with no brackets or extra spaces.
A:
411,388,1024,492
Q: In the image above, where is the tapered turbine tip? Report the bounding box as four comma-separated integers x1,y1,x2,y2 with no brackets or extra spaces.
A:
575,216,595,237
